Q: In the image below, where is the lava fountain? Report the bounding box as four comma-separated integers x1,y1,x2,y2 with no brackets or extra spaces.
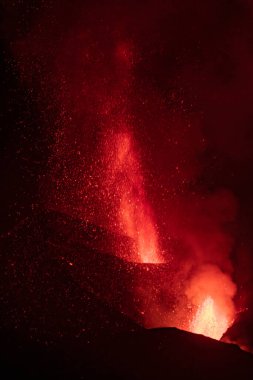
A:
103,131,162,264
190,296,230,340
186,264,237,340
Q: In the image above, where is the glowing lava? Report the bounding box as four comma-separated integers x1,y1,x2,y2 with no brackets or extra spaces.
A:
117,134,160,264
104,131,162,264
190,296,229,340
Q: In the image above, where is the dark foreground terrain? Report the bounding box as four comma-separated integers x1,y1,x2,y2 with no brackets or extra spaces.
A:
1,210,253,379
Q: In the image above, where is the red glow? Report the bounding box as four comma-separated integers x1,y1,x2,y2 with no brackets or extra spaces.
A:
186,265,236,340
115,41,134,67
105,131,162,264
190,296,230,340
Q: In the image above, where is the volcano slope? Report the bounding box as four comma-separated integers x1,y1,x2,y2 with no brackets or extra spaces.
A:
0,210,252,379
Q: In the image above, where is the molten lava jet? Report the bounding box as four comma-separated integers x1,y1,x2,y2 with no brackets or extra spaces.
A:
190,296,230,340
186,265,237,340
104,131,162,264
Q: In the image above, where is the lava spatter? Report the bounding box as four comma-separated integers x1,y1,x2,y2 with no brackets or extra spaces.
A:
103,131,162,263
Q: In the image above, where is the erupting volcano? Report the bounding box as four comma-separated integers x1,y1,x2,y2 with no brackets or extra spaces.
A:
2,2,253,378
